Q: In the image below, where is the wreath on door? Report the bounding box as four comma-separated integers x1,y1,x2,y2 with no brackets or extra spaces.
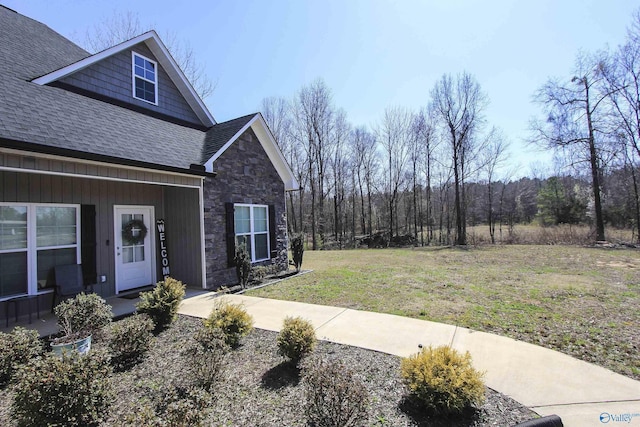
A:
123,219,148,244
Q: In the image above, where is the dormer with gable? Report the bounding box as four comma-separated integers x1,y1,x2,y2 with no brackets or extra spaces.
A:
32,31,215,129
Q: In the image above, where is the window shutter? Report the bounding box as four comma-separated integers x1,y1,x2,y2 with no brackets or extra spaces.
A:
225,203,236,267
269,205,277,259
80,204,97,286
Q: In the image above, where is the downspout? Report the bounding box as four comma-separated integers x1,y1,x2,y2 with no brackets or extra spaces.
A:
199,177,207,289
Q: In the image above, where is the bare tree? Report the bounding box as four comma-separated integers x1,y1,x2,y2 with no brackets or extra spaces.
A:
431,72,488,245
351,127,378,236
81,11,215,100
600,10,640,241
292,79,334,249
531,53,611,241
479,128,509,243
408,113,423,241
261,97,304,234
329,110,351,245
378,107,412,238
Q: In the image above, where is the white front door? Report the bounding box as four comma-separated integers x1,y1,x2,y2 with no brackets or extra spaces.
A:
115,206,154,293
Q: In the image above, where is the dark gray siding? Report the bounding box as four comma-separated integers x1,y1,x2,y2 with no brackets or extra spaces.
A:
1,170,165,297
0,170,201,300
202,128,288,288
0,151,202,188
59,43,201,125
163,186,202,287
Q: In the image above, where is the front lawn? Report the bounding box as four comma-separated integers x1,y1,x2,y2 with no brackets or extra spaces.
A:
249,245,640,380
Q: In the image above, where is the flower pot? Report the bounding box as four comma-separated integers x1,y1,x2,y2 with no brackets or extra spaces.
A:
51,334,92,357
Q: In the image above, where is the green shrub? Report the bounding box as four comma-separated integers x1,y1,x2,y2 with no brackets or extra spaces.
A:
291,234,304,272
400,345,485,414
11,350,113,427
108,314,154,368
130,382,211,427
0,327,43,386
54,292,113,340
183,327,230,390
303,357,369,427
251,264,278,282
136,277,185,330
234,242,252,288
203,299,254,347
277,316,317,363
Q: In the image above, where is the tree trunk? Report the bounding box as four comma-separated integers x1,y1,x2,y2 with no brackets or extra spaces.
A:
453,144,465,245
629,164,640,244
584,79,606,241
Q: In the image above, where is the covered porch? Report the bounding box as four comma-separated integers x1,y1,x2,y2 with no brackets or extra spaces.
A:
1,148,207,323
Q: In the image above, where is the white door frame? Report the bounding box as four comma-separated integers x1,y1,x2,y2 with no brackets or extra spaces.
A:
114,205,156,294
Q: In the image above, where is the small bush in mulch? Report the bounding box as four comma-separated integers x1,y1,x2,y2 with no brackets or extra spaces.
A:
127,382,212,427
107,313,154,370
54,292,113,341
183,326,230,391
11,350,113,427
277,316,317,363
0,316,538,427
204,299,254,348
0,327,43,386
136,277,185,331
302,357,369,427
400,345,486,414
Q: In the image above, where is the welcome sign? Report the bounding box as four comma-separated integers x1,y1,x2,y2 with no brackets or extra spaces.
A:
157,219,171,279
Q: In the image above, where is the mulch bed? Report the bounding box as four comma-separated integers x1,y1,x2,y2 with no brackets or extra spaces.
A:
0,315,537,426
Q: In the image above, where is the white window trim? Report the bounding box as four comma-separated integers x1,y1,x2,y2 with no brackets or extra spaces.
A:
131,51,159,105
0,203,80,300
234,204,270,263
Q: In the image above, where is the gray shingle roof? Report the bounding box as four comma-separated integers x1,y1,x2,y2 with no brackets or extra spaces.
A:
0,6,254,175
201,113,256,163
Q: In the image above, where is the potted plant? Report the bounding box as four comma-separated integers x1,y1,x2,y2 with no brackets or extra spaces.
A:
51,293,113,356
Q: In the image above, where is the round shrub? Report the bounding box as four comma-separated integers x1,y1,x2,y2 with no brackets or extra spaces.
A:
302,357,369,427
203,299,254,348
54,292,113,339
0,327,43,386
11,350,114,427
183,327,230,390
400,345,485,414
136,277,186,331
130,382,212,427
277,316,317,363
108,314,154,368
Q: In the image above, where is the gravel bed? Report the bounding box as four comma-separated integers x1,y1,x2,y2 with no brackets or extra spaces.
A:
0,315,537,426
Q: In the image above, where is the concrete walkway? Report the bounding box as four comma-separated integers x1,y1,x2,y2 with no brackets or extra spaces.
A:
178,293,640,427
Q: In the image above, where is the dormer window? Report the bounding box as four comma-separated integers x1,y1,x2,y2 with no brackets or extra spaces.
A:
132,52,157,104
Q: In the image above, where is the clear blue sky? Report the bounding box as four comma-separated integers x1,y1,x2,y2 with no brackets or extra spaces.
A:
4,0,638,176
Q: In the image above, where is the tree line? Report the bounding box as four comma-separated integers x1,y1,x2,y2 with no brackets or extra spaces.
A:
262,11,640,248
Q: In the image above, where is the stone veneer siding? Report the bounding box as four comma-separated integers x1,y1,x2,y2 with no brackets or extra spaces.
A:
203,128,288,288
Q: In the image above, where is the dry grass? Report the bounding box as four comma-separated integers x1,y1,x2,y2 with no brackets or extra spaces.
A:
249,245,640,380
465,224,636,245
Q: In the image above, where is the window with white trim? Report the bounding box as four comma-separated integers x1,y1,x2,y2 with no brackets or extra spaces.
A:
0,204,79,299
234,204,269,262
132,52,158,104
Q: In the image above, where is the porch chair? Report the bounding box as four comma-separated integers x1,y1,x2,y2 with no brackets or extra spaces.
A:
51,264,87,313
